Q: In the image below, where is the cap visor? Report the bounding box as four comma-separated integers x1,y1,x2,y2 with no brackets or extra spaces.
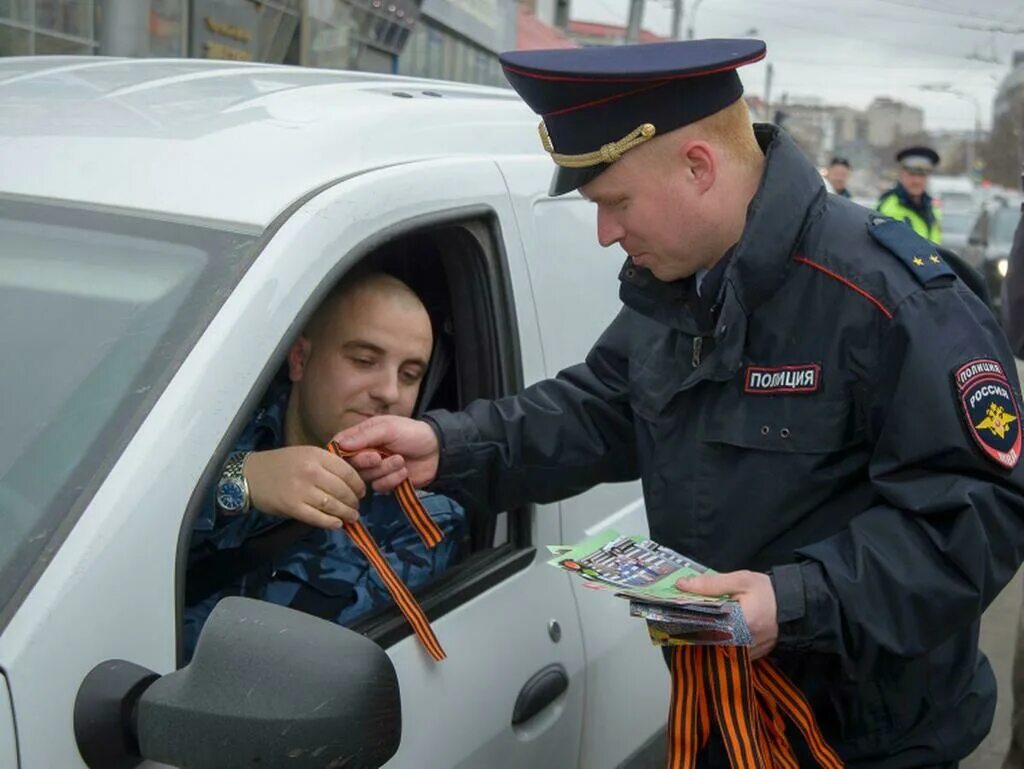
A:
549,164,609,196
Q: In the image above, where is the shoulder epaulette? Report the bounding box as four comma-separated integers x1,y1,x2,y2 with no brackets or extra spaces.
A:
867,216,954,286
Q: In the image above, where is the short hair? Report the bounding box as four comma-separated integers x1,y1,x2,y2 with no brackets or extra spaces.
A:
304,271,427,343
829,157,851,168
697,97,762,165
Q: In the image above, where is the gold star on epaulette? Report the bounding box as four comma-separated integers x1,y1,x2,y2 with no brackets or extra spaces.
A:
913,257,925,266
930,254,941,264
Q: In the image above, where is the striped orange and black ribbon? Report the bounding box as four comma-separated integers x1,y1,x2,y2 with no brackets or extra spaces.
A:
327,440,447,661
668,645,843,769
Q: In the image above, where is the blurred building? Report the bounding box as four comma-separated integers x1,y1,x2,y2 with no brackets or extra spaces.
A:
931,130,984,176
520,0,568,33
566,20,666,47
864,97,924,148
995,51,1024,122
987,50,1024,187
771,98,834,166
0,0,515,87
516,4,574,50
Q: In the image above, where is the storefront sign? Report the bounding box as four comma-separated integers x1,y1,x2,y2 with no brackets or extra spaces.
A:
191,0,259,61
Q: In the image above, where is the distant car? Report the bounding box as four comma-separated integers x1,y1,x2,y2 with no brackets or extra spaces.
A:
964,201,1022,309
941,207,981,257
930,174,978,214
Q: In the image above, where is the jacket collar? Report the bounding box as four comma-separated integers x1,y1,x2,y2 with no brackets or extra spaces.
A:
243,379,291,452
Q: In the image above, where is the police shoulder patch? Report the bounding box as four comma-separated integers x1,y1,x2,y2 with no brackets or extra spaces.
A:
868,217,955,285
954,358,1021,469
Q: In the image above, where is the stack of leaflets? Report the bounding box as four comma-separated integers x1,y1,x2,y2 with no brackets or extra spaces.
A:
547,530,751,647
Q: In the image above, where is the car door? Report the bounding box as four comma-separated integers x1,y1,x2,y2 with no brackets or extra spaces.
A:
0,159,585,768
497,156,671,769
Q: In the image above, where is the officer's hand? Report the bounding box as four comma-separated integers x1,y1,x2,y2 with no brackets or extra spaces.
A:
334,416,439,492
244,447,365,529
675,570,778,660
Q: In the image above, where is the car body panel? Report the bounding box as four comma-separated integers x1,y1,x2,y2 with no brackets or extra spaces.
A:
0,672,17,769
498,156,668,769
0,56,532,227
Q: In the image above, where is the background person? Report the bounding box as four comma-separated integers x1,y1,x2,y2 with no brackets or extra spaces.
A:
825,156,851,198
877,145,943,243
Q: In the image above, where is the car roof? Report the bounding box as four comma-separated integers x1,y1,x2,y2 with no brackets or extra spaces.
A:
0,57,539,228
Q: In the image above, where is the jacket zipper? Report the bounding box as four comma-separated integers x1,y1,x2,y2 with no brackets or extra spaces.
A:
692,336,703,367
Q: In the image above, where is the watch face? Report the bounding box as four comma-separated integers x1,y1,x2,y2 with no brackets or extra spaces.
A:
216,480,246,512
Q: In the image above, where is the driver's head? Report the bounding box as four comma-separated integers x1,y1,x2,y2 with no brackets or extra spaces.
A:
285,273,433,447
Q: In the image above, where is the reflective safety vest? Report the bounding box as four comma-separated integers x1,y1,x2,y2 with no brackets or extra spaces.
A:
877,191,942,245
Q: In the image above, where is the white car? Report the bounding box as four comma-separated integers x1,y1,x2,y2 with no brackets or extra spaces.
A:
0,57,668,769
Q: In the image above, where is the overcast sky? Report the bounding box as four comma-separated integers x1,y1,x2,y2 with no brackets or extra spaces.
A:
569,0,1024,132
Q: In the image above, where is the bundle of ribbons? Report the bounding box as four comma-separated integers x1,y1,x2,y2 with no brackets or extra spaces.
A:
336,442,843,767
668,645,843,768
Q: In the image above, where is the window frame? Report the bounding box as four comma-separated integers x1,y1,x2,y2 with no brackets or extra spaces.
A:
175,208,536,664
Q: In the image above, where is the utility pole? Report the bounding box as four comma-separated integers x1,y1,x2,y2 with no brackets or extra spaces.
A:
763,62,773,123
686,0,704,39
625,0,644,43
670,0,684,40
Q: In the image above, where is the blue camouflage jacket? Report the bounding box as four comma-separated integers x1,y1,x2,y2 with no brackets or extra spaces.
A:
183,382,466,659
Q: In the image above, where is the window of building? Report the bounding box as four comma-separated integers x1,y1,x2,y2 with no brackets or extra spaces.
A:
303,0,355,69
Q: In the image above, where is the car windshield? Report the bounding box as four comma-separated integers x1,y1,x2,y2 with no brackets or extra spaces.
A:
990,207,1022,247
942,211,975,236
0,197,260,617
936,193,975,213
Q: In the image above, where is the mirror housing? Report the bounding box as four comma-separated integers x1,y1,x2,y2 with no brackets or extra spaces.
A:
76,597,401,769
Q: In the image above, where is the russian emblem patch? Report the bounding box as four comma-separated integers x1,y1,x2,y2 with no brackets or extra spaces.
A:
954,358,1021,469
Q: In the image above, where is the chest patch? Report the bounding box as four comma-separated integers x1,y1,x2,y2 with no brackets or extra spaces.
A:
744,364,821,395
954,358,1021,469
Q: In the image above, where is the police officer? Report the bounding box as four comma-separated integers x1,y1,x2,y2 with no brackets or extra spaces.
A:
340,40,1024,767
877,146,943,243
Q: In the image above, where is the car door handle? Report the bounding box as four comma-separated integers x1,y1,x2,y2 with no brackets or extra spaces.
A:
511,663,569,726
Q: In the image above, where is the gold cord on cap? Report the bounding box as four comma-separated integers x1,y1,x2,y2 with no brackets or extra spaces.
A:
538,121,657,168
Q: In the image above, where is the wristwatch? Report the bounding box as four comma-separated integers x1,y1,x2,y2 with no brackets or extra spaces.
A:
215,451,251,515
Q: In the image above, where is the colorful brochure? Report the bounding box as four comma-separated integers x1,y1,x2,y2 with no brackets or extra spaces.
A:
547,530,751,647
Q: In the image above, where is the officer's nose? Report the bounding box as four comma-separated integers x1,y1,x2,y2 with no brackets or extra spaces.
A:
596,206,625,248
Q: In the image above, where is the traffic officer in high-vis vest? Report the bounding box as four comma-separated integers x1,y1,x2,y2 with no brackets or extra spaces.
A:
339,39,1024,768
877,146,943,244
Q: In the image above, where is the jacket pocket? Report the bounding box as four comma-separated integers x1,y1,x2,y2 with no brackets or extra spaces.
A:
701,396,863,454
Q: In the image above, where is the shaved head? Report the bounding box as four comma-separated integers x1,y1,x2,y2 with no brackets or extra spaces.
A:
285,271,434,447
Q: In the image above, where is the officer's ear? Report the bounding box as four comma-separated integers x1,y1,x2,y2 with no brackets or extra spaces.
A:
679,140,716,193
288,335,313,383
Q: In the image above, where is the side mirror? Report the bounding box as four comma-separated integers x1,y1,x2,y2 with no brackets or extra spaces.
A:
75,597,401,769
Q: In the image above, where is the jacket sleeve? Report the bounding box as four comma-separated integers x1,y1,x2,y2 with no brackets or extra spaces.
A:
422,308,639,513
190,475,282,553
772,282,1024,677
